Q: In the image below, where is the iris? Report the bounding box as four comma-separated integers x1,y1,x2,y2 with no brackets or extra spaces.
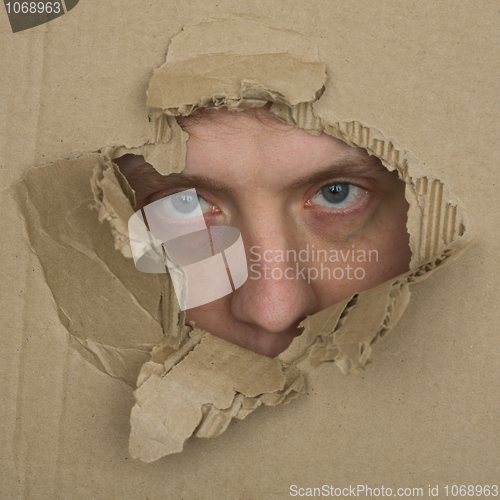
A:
320,183,350,204
171,192,199,214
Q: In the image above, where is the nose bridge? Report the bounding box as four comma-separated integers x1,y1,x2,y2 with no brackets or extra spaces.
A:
230,206,318,334
242,208,296,270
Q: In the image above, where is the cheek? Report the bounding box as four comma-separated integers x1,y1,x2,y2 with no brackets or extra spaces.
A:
302,202,411,306
372,189,412,269
348,197,411,279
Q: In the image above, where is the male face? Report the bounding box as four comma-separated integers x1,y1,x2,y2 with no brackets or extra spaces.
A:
119,107,411,358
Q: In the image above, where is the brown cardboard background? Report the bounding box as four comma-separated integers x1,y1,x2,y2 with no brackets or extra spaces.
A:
1,1,498,498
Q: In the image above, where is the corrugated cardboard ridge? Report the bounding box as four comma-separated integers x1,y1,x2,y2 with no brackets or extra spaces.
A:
100,115,189,177
270,101,325,136
319,119,467,269
271,101,468,270
414,178,465,262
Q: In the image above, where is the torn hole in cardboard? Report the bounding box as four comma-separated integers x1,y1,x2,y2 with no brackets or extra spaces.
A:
13,17,469,462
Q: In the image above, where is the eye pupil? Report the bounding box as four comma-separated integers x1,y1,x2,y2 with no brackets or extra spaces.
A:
321,183,350,204
172,192,199,213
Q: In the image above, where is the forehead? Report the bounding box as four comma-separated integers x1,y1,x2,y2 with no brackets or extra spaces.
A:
177,107,381,186
179,106,348,151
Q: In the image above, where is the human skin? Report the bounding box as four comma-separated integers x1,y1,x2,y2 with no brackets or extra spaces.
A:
118,107,411,358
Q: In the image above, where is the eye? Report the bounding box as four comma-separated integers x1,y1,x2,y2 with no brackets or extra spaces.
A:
311,183,366,209
156,191,211,219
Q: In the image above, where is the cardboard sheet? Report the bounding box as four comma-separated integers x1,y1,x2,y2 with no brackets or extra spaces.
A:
7,16,469,461
1,3,498,498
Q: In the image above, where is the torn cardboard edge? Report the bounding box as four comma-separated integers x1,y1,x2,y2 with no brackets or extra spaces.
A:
90,156,136,259
126,243,464,462
13,17,470,461
13,147,468,462
13,154,165,388
91,17,469,461
130,326,305,462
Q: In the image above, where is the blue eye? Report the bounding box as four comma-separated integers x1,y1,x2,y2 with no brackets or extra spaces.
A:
312,183,365,209
156,190,210,219
321,183,350,204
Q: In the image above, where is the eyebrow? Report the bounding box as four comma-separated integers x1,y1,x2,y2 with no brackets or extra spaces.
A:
283,157,389,193
123,155,390,198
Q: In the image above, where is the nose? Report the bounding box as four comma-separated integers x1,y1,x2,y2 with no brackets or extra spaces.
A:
230,230,318,334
